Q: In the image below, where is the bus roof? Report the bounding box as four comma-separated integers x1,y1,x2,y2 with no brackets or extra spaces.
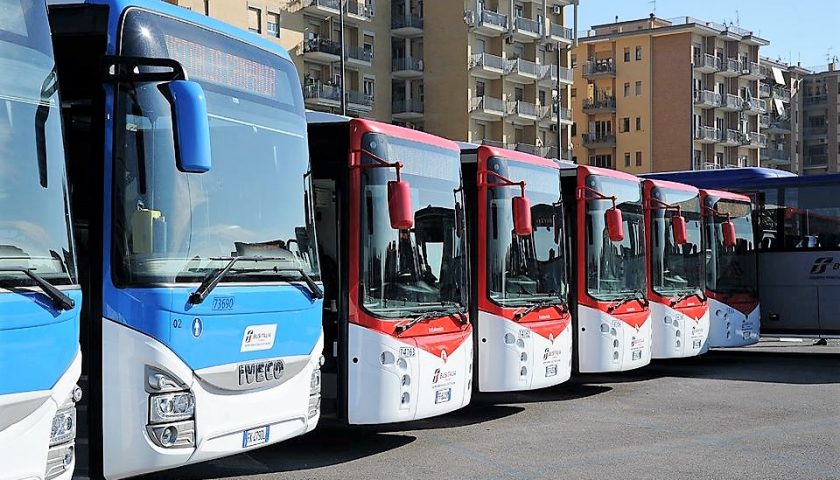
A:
641,167,797,189
642,178,699,194
459,144,564,169
701,189,751,203
307,114,459,152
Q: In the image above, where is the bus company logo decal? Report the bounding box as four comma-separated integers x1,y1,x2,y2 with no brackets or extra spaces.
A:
809,257,840,277
241,324,277,352
432,368,456,385
543,348,562,362
440,349,448,363
238,359,284,386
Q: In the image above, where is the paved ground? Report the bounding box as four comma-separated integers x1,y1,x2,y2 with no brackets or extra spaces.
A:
122,339,840,480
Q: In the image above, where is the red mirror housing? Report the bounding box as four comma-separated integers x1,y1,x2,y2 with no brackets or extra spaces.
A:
722,220,737,247
512,196,533,237
388,180,414,229
605,207,624,242
672,215,688,245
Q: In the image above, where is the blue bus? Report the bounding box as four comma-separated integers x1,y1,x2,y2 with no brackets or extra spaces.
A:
0,1,82,479
644,168,840,339
46,1,324,477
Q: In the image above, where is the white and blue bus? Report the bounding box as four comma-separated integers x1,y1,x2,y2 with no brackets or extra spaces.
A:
45,1,324,478
0,1,82,479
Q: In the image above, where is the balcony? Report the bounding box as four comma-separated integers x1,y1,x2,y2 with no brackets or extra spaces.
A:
346,45,372,65
470,96,506,121
538,105,572,127
764,115,791,134
804,94,826,107
759,82,771,98
747,132,767,149
804,125,828,136
694,126,721,144
539,64,572,86
346,1,374,21
515,143,554,158
582,96,616,114
744,98,766,115
506,57,541,84
506,100,539,124
470,53,506,79
721,129,743,147
583,59,616,78
804,154,828,168
392,99,424,120
582,132,616,149
303,83,373,113
391,15,423,36
693,90,721,109
693,53,720,73
469,9,508,37
760,147,791,166
512,16,543,42
772,87,791,102
302,0,341,19
719,93,743,112
391,56,423,79
741,61,762,80
719,58,741,77
548,23,573,43
302,38,342,63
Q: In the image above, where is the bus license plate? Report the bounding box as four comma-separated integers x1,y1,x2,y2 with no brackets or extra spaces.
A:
435,388,451,404
632,350,642,361
545,364,558,377
242,426,270,448
693,340,701,349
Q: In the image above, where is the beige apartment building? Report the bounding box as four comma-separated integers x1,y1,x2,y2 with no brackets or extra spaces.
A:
758,57,811,172
164,0,575,158
799,62,840,174
571,15,768,173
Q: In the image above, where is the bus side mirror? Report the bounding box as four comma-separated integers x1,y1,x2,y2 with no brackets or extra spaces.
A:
161,80,212,173
722,221,737,247
672,215,688,245
455,202,464,238
388,180,414,229
512,196,532,237
605,207,624,242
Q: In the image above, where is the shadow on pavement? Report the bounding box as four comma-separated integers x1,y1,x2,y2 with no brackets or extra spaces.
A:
474,383,612,406
362,403,525,433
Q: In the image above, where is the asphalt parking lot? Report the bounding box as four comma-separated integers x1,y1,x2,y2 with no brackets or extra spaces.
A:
119,339,840,480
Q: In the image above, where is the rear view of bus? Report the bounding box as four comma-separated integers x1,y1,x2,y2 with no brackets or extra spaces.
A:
308,115,472,424
48,1,323,477
460,145,572,391
0,2,81,479
701,189,759,347
561,166,651,373
643,180,709,359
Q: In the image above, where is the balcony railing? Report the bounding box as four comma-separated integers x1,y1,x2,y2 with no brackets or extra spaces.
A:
392,99,424,114
391,14,423,30
549,23,573,41
745,98,766,114
760,148,791,163
720,58,741,75
470,52,506,71
554,65,573,83
304,38,342,56
804,95,827,106
583,59,616,77
346,90,374,108
722,94,743,110
346,1,374,19
722,129,743,145
581,132,616,147
805,154,828,167
694,89,721,107
304,0,340,10
742,61,762,77
694,126,721,142
759,82,771,97
507,57,541,77
513,16,542,36
804,125,829,136
515,143,553,158
480,9,507,29
346,45,373,63
749,132,767,148
507,100,539,118
470,96,505,115
392,56,423,72
694,53,720,71
763,115,791,132
772,87,791,102
582,96,617,113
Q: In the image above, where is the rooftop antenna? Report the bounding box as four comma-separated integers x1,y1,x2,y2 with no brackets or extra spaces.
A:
735,10,740,26
648,0,656,15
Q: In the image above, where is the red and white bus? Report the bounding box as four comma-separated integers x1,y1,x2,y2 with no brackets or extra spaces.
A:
642,179,710,358
700,189,760,347
459,144,572,392
307,113,472,424
560,166,651,372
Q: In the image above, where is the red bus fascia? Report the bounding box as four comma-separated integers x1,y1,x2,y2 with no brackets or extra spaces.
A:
699,189,758,316
474,146,571,339
642,179,708,318
346,119,471,357
576,167,649,328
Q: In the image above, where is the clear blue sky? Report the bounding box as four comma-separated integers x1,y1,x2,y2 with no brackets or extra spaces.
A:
575,0,838,71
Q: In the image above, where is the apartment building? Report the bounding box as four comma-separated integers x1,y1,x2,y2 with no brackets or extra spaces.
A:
799,62,840,174
758,57,811,172
571,15,768,173
164,0,576,159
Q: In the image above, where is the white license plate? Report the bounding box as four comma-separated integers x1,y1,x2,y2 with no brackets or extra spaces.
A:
545,364,558,377
242,425,270,448
632,350,642,361
434,388,451,404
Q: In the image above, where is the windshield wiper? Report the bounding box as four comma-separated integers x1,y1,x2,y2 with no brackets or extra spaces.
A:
670,288,706,306
395,306,467,335
514,297,569,321
0,267,75,311
607,290,649,313
189,256,324,304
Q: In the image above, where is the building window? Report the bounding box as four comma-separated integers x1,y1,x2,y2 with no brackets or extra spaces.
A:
624,47,630,62
635,46,642,60
570,88,577,99
366,0,376,17
363,77,375,99
635,117,641,131
621,117,630,132
476,81,485,97
418,83,424,102
589,155,613,168
267,13,280,38
635,81,642,96
571,123,577,136
363,34,375,59
624,152,631,167
570,54,577,68
514,87,524,102
247,7,261,33
635,151,642,166
624,82,630,97
538,90,547,106
203,0,209,15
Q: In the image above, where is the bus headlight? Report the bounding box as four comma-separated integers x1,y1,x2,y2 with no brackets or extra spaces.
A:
146,420,195,448
149,392,195,424
49,407,76,446
310,368,321,395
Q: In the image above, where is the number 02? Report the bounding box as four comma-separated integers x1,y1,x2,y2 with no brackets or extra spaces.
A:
173,319,182,328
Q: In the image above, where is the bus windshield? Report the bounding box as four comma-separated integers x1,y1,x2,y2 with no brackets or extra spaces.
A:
112,10,319,286
650,187,702,297
585,175,645,301
706,198,756,295
486,157,567,307
0,0,76,287
359,133,468,319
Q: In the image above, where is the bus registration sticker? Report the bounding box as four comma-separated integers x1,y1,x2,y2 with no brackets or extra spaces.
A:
435,388,451,404
545,364,558,377
242,425,270,448
632,350,642,361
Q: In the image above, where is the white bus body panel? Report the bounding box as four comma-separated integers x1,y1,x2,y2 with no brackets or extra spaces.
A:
650,302,710,359
0,351,80,480
102,319,322,480
577,305,652,373
346,323,472,425
476,312,572,392
707,298,760,348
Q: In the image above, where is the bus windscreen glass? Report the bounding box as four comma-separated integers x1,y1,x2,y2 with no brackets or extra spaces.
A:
706,199,756,295
650,187,702,297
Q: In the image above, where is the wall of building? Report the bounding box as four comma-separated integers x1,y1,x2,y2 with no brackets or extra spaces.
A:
651,31,691,172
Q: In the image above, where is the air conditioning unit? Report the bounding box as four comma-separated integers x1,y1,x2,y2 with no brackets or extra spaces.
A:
545,43,555,52
505,35,515,45
464,10,476,27
741,69,750,75
552,5,562,15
